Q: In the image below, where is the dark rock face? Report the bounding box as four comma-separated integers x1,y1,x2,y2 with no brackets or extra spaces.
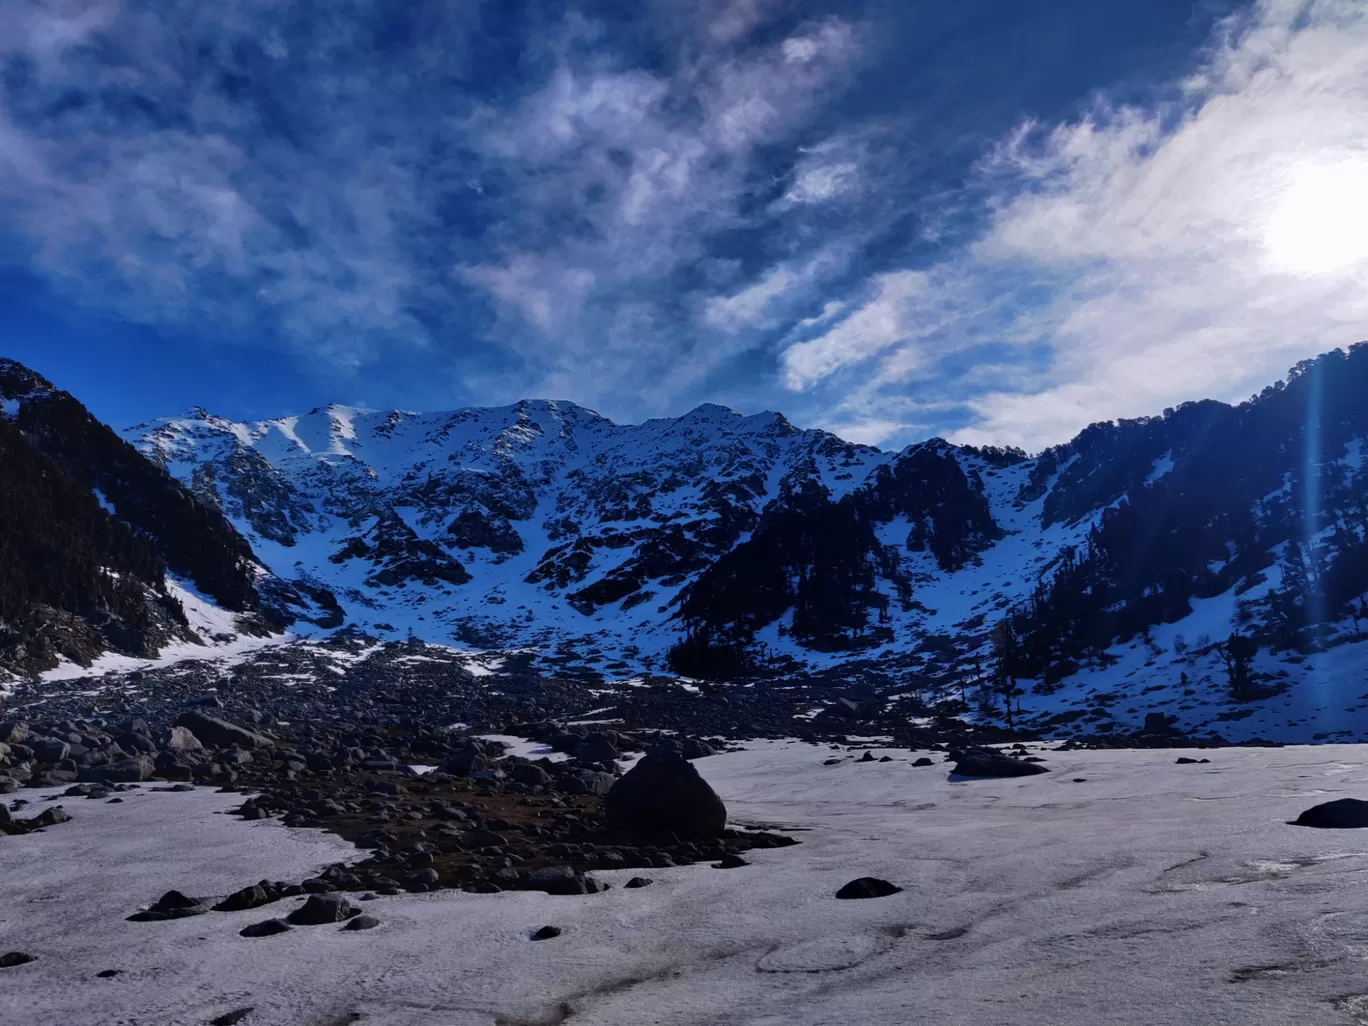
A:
951,747,1048,779
605,751,727,839
287,894,360,925
835,878,902,900
1291,798,1368,828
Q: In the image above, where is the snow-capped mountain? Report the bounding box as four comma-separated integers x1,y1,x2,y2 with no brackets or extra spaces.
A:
122,344,1368,741
125,399,888,668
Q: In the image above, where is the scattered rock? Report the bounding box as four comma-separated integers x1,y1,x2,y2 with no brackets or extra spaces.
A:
835,878,902,900
214,884,273,913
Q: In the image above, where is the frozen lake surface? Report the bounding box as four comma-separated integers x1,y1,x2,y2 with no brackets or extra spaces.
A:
7,741,1368,1025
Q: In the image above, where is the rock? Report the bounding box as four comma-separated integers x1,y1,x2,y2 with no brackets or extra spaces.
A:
835,878,902,900
713,853,748,869
88,755,155,783
96,969,122,978
531,926,562,941
343,915,381,932
527,865,595,896
164,726,205,754
287,894,360,925
0,722,28,745
859,751,875,763
128,890,208,921
624,877,653,889
174,711,273,750
912,757,935,767
31,738,71,763
210,1008,254,1026
0,951,36,968
1292,798,1368,828
214,884,273,912
605,751,727,839
240,919,292,938
951,747,1048,779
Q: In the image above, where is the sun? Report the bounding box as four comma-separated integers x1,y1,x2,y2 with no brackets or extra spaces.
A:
1264,158,1368,277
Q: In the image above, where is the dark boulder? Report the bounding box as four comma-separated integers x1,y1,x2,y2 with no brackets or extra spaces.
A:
287,894,360,925
531,926,562,941
214,884,273,912
605,751,727,839
835,878,902,900
128,890,208,921
239,919,292,938
951,747,1048,779
0,952,36,969
343,915,381,932
174,712,273,750
1291,798,1368,828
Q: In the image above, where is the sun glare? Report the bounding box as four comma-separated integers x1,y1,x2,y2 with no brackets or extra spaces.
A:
1264,158,1368,277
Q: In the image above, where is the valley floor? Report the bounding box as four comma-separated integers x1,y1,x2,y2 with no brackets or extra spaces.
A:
7,742,1368,1025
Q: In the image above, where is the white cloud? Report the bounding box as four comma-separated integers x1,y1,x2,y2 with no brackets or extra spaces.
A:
703,267,795,331
781,271,930,389
787,0,1368,450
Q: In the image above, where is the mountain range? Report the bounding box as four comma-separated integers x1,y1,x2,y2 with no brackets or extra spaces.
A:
3,346,1368,741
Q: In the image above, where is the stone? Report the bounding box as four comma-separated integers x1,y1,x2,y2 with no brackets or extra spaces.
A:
239,919,292,938
128,890,208,922
713,853,748,869
214,884,273,912
912,757,935,767
951,747,1048,779
174,711,273,750
343,915,381,932
164,726,206,754
0,952,36,968
624,877,653,889
1292,798,1368,828
527,865,593,896
531,926,562,941
605,751,727,839
835,878,902,900
286,894,360,925
88,755,155,783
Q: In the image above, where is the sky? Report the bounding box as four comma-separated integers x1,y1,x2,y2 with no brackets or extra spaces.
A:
1,0,1367,451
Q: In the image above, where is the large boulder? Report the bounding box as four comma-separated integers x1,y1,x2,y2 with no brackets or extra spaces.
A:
951,747,1048,779
174,712,273,750
1291,798,1368,828
605,751,727,839
287,894,360,925
86,755,155,783
164,726,205,754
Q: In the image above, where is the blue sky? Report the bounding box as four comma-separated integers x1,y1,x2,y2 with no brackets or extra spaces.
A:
2,0,1367,450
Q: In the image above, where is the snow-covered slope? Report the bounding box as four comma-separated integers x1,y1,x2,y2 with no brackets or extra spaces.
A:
11,742,1368,1025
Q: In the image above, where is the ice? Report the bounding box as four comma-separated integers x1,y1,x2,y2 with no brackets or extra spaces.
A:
8,742,1368,1024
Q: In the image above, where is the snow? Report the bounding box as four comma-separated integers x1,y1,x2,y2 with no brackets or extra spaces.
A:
39,580,289,684
1146,449,1175,484
8,742,1368,1024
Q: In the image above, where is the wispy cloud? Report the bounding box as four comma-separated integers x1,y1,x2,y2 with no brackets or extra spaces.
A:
784,0,1368,449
